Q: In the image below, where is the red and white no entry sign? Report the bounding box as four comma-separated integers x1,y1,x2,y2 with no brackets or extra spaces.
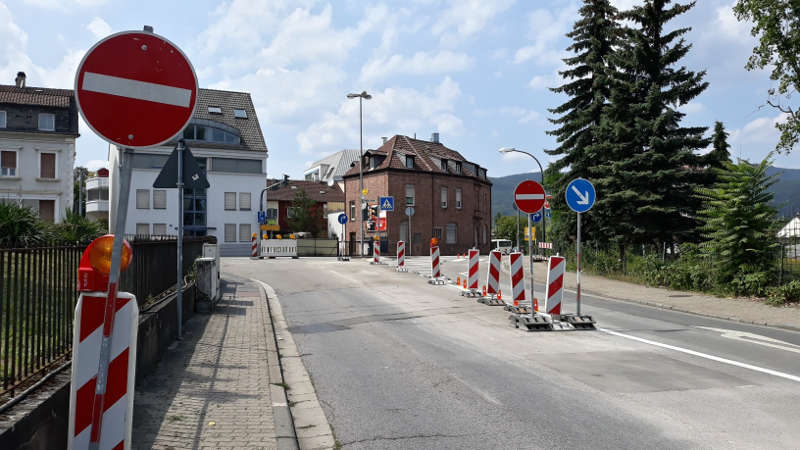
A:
74,30,198,149
514,180,545,214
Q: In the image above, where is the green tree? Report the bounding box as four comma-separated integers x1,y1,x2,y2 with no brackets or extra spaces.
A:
73,166,89,215
493,214,518,244
696,156,779,292
705,121,732,169
0,202,46,247
546,0,621,245
288,189,324,237
734,0,800,153
598,0,710,252
49,210,106,244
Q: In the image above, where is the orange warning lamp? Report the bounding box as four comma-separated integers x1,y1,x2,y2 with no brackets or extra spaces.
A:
430,237,439,248
78,235,133,292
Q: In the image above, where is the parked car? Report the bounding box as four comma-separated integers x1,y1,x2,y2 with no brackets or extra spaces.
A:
491,239,513,254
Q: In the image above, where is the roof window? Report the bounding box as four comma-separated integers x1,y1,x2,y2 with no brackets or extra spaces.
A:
234,109,248,119
208,106,222,114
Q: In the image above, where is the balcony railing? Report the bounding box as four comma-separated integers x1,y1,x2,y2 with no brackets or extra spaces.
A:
85,200,109,213
85,176,109,190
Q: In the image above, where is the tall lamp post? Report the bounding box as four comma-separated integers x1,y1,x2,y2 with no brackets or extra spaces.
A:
347,91,371,256
499,147,546,306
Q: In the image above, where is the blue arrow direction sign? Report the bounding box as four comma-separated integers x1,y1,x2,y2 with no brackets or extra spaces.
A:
565,178,596,213
379,196,394,211
337,213,348,224
530,211,542,223
258,211,267,224
545,208,551,219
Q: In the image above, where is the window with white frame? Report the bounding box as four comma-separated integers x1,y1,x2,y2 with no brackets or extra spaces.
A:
0,110,6,128
456,188,462,209
39,152,56,179
239,223,251,242
454,162,462,175
153,190,167,209
446,223,457,244
405,184,415,206
224,192,236,210
153,223,167,235
405,155,415,169
1,150,16,176
239,192,251,210
224,223,236,242
135,223,149,235
208,106,222,114
136,189,150,209
349,201,356,221
441,186,448,209
38,113,55,131
233,109,247,119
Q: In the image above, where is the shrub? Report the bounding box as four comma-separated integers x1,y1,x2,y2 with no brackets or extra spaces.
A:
767,280,800,305
728,265,772,297
0,202,46,247
48,210,106,244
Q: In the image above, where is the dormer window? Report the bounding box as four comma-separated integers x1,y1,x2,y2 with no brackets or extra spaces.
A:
406,155,415,169
455,162,462,175
441,159,447,172
369,156,377,170
208,106,222,114
234,109,247,119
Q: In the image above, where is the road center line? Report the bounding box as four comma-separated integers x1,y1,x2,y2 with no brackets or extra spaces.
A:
600,328,800,384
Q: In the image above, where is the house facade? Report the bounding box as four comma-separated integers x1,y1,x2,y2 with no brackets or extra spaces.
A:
304,149,361,191
0,72,78,223
264,179,344,238
343,134,492,256
85,167,109,222
109,88,268,256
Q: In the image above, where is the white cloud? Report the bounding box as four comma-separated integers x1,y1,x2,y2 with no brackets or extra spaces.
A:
728,113,800,167
679,101,705,114
359,50,473,82
513,2,578,66
296,77,463,154
86,160,109,171
610,0,640,11
23,0,108,9
87,17,111,39
713,2,751,43
432,0,515,46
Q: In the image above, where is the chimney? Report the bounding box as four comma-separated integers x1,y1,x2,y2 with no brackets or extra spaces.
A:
431,132,439,143
15,71,26,88
381,136,387,143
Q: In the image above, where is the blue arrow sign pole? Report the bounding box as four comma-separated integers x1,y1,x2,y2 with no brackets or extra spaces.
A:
577,212,581,316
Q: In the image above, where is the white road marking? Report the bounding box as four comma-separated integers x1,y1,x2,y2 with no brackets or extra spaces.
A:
600,328,800,384
82,72,192,107
697,326,800,354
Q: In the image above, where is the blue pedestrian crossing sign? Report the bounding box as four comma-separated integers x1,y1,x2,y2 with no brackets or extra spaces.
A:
257,211,267,224
379,196,394,211
337,213,348,224
565,178,596,213
530,211,542,223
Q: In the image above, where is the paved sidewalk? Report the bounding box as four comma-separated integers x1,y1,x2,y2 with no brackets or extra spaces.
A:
132,277,283,449
503,258,800,330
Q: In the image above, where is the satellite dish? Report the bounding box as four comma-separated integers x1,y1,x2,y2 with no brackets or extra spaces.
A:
327,178,334,187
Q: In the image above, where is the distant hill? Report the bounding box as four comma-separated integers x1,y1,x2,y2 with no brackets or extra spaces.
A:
489,166,800,222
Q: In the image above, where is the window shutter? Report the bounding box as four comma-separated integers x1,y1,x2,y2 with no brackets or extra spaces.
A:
1,151,15,169
153,190,167,209
224,224,236,242
135,223,149,235
40,153,55,178
239,223,251,242
224,192,236,210
136,189,150,209
239,192,251,210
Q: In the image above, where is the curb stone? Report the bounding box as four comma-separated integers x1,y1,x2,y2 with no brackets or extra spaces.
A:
255,280,336,450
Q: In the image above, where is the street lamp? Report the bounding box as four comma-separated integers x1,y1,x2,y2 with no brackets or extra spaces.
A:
498,147,547,306
347,91,371,256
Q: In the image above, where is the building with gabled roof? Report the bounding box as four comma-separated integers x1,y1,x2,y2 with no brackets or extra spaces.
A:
304,149,361,191
342,133,491,256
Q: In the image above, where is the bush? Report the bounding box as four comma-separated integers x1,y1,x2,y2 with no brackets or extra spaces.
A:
728,265,772,297
767,280,800,305
48,210,106,244
0,202,46,247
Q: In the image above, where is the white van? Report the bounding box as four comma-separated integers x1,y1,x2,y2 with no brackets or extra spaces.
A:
491,239,513,254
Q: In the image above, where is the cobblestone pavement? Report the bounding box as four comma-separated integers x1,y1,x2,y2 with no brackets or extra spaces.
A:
132,277,278,450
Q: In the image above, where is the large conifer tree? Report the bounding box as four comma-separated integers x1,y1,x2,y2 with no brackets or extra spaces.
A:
546,0,621,243
598,0,710,252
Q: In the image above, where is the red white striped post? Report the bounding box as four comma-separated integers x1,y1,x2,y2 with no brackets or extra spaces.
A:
250,233,258,258
396,240,406,271
468,249,479,291
487,250,501,297
371,242,381,264
545,256,566,317
510,252,526,304
69,292,138,450
431,246,441,279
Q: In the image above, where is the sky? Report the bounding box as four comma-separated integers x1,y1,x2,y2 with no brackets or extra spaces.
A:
2,0,798,178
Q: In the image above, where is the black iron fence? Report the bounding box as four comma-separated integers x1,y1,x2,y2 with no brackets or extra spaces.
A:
0,235,214,398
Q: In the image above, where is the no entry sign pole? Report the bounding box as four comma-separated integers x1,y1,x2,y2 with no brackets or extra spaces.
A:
176,139,184,338
89,148,132,450
528,213,534,312
514,180,546,316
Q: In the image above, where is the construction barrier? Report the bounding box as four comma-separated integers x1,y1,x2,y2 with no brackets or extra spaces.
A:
396,240,407,272
479,250,505,306
510,252,526,305
69,292,138,450
250,233,258,259
428,245,445,285
545,255,565,317
370,241,382,264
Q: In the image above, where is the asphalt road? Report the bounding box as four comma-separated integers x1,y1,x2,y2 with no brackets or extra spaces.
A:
224,256,800,449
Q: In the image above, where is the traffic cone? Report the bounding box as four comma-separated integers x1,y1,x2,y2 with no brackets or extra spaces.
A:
482,285,487,297
456,276,461,286
463,278,467,289
498,290,502,301
514,299,519,307
533,297,539,312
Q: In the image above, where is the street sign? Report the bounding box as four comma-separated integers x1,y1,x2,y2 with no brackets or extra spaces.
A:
338,213,348,224
379,196,394,211
565,178,596,213
545,208,551,219
514,180,546,214
258,211,267,224
405,206,415,216
530,211,542,223
74,30,198,149
153,143,209,189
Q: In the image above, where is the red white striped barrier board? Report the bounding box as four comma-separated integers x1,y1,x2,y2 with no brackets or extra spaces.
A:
431,246,441,278
373,243,381,263
545,256,566,315
250,234,258,258
538,242,553,249
468,249,479,290
69,292,138,450
510,252,526,303
487,250,501,295
396,241,406,270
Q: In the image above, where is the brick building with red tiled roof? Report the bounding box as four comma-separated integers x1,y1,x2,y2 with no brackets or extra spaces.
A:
343,134,492,256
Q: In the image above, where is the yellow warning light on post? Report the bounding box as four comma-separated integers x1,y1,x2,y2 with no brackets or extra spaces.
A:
88,234,132,275
276,234,282,239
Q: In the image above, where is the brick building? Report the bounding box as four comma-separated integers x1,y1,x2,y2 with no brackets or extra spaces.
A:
264,179,344,237
343,134,491,256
